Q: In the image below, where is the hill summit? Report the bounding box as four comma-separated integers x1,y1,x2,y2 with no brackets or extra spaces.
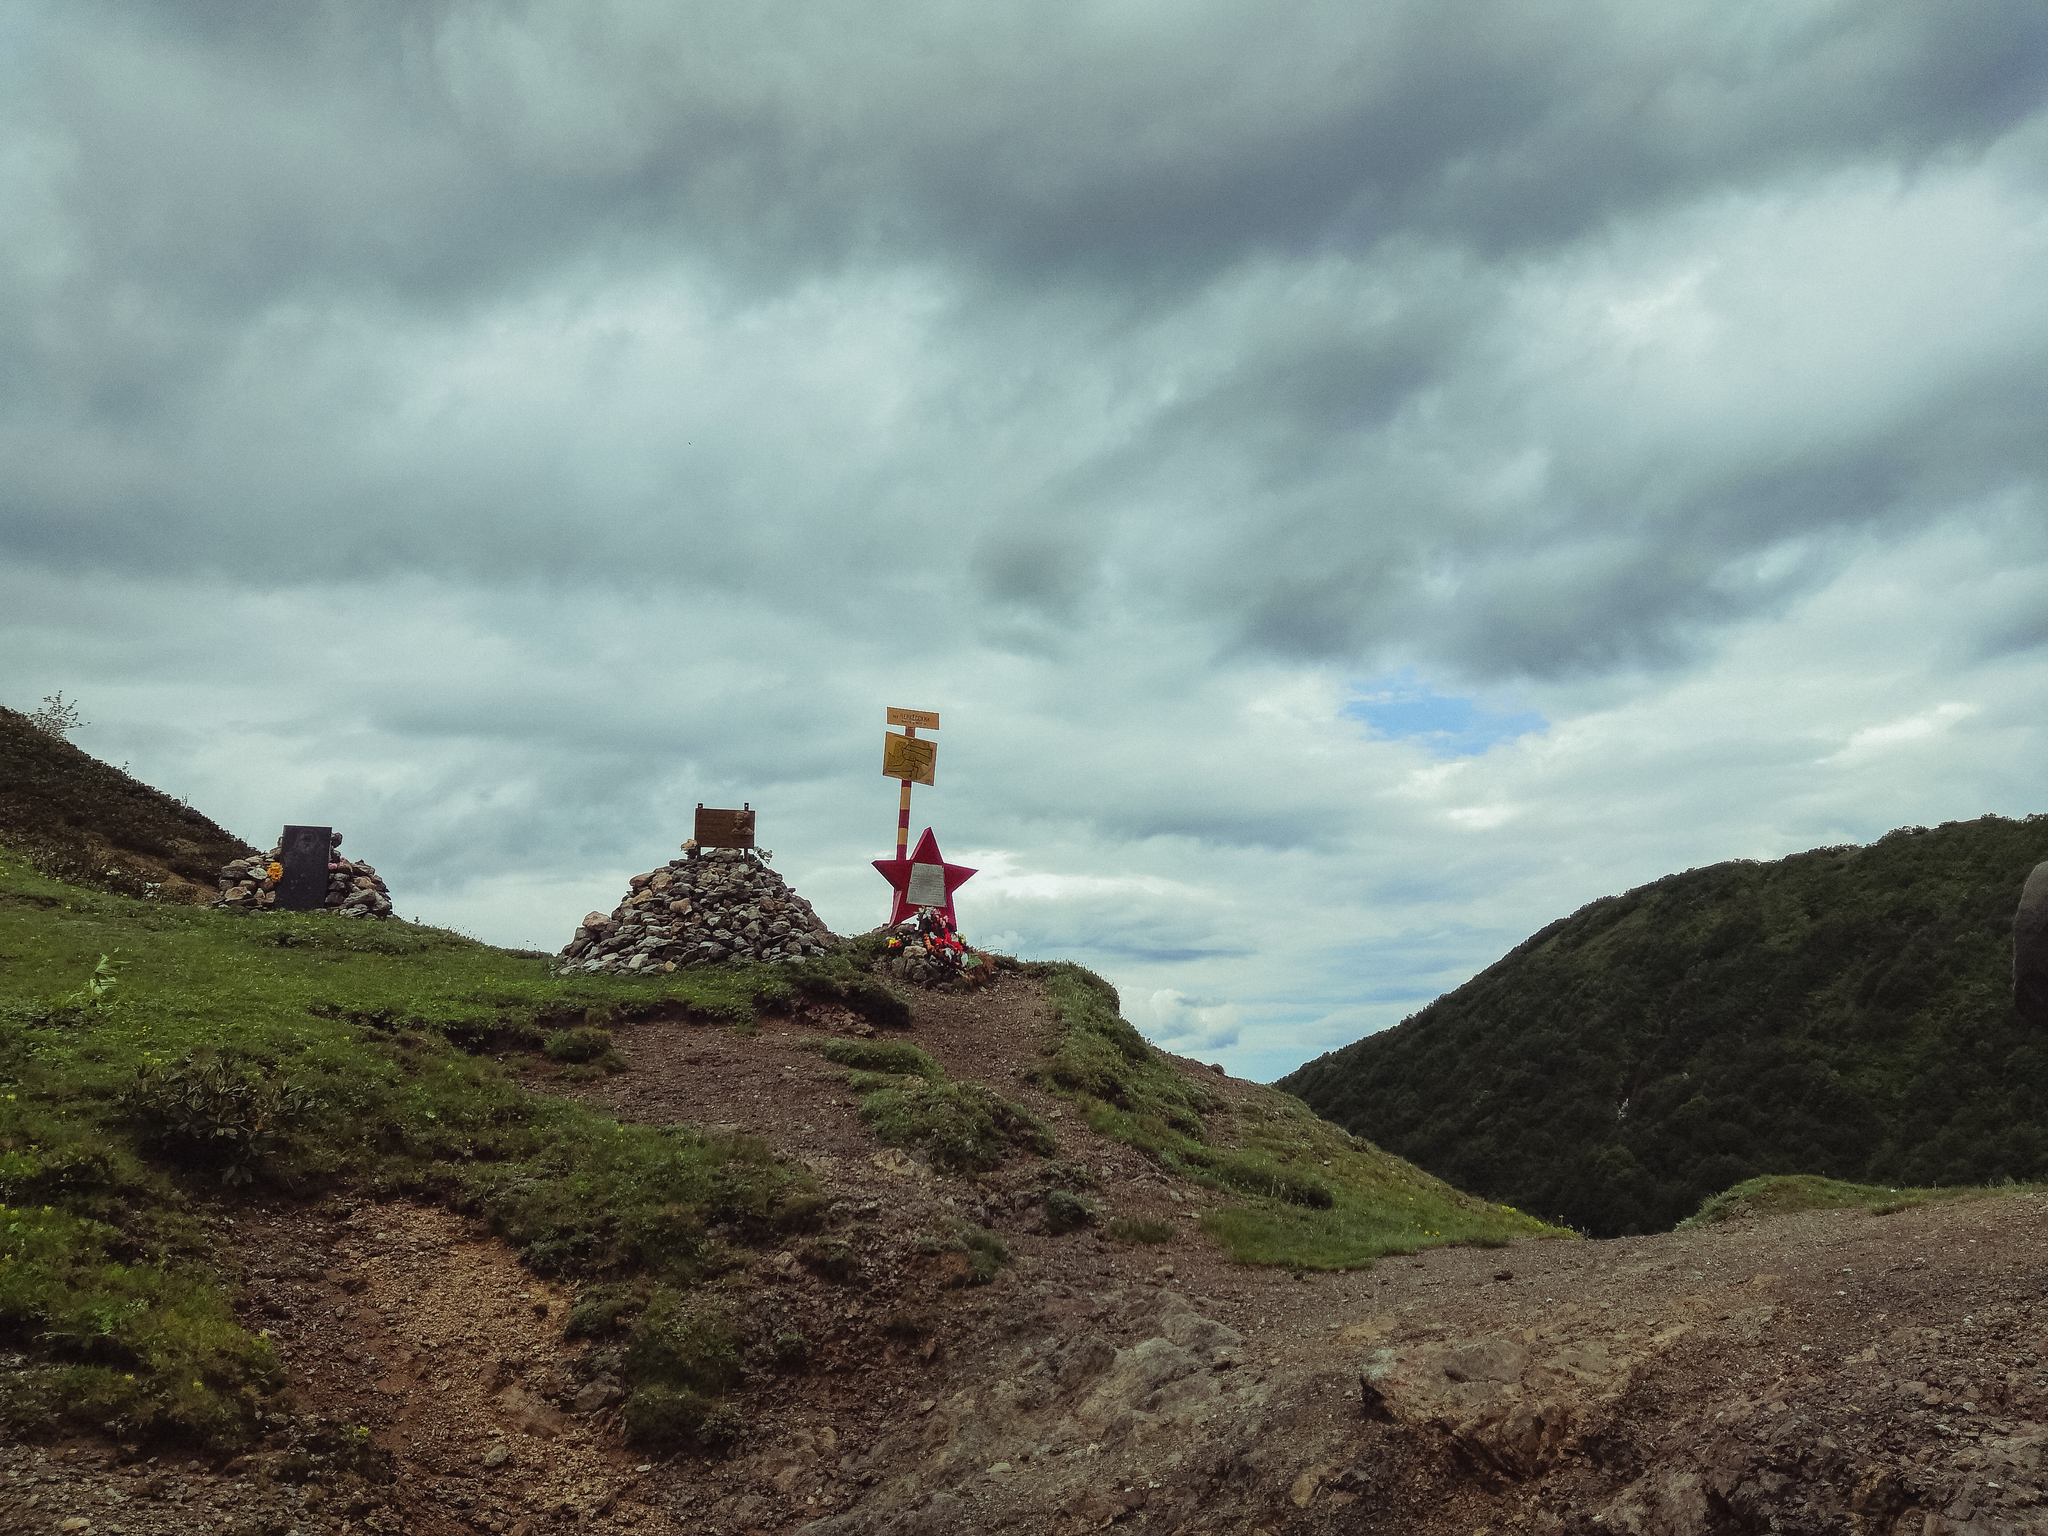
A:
1279,813,2048,1237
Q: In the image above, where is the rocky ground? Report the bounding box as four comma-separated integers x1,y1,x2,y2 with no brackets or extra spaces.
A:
5,972,2047,1536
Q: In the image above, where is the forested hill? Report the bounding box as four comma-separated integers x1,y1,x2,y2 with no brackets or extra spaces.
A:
1277,814,2048,1238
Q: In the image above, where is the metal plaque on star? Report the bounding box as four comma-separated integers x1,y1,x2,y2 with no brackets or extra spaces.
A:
883,732,937,785
694,803,756,848
906,862,948,907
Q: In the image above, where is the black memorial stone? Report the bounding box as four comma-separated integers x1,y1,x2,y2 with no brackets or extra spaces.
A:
277,825,333,912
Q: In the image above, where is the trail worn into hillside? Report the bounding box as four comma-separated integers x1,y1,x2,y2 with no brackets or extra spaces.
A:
7,973,2048,1536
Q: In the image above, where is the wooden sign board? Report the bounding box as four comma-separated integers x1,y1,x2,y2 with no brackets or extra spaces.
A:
887,706,940,731
883,732,937,786
277,824,332,912
694,803,756,848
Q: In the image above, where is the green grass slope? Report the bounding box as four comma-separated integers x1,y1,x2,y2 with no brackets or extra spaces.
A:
1027,962,1565,1268
1278,814,2048,1238
0,720,1566,1446
0,706,256,899
1676,1173,2043,1229
0,848,868,1448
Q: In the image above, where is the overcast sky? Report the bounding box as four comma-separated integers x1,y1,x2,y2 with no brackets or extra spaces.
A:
5,2,2047,1080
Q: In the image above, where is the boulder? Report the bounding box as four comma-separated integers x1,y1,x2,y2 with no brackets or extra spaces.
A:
2016,860,2048,1025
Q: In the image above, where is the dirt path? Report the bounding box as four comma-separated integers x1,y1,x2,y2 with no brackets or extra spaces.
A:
8,974,2048,1536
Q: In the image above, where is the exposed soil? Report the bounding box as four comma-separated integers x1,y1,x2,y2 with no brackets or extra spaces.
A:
7,971,2048,1536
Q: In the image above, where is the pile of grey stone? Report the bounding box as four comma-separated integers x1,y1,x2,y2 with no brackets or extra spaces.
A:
212,835,396,919
555,846,837,974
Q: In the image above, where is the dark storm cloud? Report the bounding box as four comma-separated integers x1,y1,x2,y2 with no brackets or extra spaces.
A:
26,0,2044,304
3,0,2046,684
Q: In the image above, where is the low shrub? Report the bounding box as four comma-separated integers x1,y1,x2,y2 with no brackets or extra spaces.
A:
623,1383,744,1449
564,1281,647,1339
118,1049,323,1186
619,1288,741,1448
1042,1189,1100,1235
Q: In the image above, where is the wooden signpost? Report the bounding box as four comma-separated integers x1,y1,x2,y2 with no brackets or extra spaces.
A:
874,707,976,924
882,708,939,856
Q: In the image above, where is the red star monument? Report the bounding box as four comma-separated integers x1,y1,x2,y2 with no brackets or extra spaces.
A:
873,827,977,927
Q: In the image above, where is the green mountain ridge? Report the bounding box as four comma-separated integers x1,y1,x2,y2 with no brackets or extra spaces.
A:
1278,814,2048,1237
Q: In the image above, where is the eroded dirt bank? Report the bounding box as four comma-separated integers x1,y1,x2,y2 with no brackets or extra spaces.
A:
6,973,2047,1536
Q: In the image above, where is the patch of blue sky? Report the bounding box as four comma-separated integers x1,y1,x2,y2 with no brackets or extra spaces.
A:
1343,671,1547,757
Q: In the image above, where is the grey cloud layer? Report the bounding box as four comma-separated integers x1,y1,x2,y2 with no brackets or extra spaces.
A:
6,1,2046,685
6,3,2048,1077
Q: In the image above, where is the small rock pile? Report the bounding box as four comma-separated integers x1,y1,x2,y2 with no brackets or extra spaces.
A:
556,846,837,974
879,909,997,989
212,834,397,919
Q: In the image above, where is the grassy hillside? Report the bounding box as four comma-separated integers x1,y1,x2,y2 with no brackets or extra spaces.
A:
0,844,1557,1450
0,705,254,900
0,722,1562,1448
1028,962,1561,1268
0,848,883,1447
1278,814,2048,1238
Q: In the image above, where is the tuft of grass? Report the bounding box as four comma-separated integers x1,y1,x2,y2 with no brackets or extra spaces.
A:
799,1236,859,1283
1106,1217,1177,1245
859,1081,1054,1173
780,940,913,1029
542,1027,614,1064
805,1034,1052,1173
1042,1189,1100,1235
947,1222,1009,1287
1023,960,1568,1270
1678,1173,2044,1228
812,1037,942,1081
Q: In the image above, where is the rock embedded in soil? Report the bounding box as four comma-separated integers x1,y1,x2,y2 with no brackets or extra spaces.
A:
554,845,838,974
2016,858,2048,1025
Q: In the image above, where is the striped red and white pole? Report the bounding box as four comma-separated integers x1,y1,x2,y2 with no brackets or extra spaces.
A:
896,726,916,856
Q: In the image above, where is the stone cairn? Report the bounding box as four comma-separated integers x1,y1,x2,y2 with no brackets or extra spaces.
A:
556,845,837,975
212,834,396,919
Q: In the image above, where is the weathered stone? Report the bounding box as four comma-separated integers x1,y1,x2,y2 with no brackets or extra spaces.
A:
2016,860,2048,1026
